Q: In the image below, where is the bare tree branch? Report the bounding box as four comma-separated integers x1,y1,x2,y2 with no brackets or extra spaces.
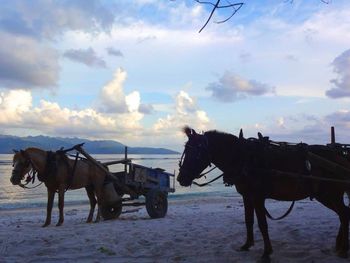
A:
196,0,244,33
170,1,331,33
198,0,220,33
215,1,244,24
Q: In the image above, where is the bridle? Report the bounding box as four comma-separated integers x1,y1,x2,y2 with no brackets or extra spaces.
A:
13,150,42,189
179,134,221,184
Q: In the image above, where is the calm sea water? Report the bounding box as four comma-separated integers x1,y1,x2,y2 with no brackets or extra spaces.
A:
0,154,237,210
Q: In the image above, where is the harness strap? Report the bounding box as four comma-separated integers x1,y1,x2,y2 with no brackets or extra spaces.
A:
65,151,79,191
197,166,217,178
193,173,224,187
19,182,43,189
265,200,295,220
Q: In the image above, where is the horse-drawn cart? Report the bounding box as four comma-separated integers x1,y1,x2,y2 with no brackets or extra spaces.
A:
69,144,175,220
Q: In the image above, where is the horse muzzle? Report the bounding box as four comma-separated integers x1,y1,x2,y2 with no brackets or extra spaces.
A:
10,170,22,185
177,172,193,187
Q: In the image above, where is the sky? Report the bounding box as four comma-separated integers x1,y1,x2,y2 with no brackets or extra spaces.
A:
0,0,350,151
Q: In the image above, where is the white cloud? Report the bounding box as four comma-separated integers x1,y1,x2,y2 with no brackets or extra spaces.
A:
0,87,210,149
0,90,32,124
0,68,147,142
98,68,129,113
125,91,141,112
326,49,350,98
206,71,275,102
0,88,141,139
153,90,211,135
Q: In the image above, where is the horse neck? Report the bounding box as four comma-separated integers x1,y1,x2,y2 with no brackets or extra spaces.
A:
25,148,48,175
205,132,240,171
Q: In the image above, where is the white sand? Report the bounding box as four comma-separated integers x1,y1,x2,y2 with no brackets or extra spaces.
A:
0,196,348,263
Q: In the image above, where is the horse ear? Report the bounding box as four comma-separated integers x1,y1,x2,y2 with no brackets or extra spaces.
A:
13,149,19,153
239,129,244,140
258,132,263,140
183,126,194,138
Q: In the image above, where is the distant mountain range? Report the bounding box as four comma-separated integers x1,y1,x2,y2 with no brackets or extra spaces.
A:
0,135,178,154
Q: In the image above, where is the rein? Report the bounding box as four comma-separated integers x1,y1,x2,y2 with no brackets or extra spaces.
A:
264,201,295,220
18,150,44,189
19,169,43,189
192,166,222,187
193,172,223,187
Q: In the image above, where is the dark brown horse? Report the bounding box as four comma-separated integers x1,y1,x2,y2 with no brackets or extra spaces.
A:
177,127,350,260
10,147,106,227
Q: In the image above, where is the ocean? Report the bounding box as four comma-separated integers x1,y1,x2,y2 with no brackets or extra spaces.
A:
0,154,237,210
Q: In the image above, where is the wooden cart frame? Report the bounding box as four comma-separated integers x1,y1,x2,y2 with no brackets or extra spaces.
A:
68,144,175,220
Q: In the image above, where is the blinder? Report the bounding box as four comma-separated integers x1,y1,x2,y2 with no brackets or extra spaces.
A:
178,133,212,180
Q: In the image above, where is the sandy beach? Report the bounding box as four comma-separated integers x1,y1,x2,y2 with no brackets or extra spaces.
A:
0,196,348,263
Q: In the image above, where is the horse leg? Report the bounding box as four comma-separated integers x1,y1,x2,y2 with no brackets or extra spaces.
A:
333,206,348,258
85,185,96,223
43,188,55,227
56,185,65,226
93,183,104,223
317,195,349,258
254,197,273,259
240,194,255,251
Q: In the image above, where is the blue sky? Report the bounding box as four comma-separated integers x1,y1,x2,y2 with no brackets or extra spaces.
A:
0,0,350,151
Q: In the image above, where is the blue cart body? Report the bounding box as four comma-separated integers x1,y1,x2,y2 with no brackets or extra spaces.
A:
117,163,175,194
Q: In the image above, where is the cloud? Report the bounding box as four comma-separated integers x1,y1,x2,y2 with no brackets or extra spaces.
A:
153,91,211,135
326,49,350,98
242,110,350,145
325,110,350,127
139,103,154,114
97,68,153,114
63,47,106,68
98,68,129,113
206,72,275,102
0,1,117,89
0,0,115,39
0,88,143,140
285,54,298,62
239,52,252,63
107,47,124,57
0,32,59,88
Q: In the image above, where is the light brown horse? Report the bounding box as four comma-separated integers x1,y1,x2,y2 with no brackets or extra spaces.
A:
10,147,106,227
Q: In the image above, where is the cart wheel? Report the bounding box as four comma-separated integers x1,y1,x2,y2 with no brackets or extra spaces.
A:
101,200,122,220
145,189,168,218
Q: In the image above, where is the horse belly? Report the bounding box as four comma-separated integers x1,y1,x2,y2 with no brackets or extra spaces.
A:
268,179,309,201
69,164,93,189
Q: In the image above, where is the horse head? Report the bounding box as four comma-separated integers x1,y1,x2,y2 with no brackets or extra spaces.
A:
177,126,212,187
10,149,33,185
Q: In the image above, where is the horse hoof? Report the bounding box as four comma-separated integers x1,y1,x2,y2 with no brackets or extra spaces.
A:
259,255,271,263
239,245,250,251
56,222,63,227
42,223,50,227
337,250,348,258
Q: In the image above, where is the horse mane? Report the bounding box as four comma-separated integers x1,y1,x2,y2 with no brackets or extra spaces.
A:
204,130,239,144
